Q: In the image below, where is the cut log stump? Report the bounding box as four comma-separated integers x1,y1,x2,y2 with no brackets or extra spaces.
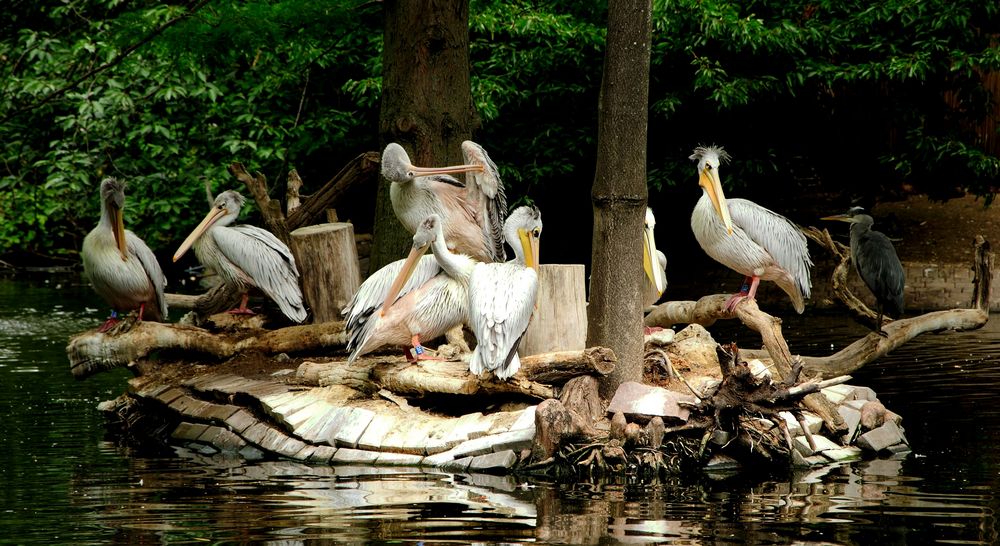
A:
291,222,361,323
519,264,587,356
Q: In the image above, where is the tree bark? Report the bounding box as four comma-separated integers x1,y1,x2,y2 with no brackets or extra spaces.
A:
588,0,653,398
370,0,478,272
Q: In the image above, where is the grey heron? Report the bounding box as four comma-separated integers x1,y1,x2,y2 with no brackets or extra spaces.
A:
81,177,168,331
822,207,905,336
172,190,307,323
689,145,813,313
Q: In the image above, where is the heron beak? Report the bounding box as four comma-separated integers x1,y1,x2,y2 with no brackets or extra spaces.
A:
173,207,227,262
700,167,733,235
111,205,128,261
381,243,430,316
407,163,484,177
821,213,855,223
518,229,540,272
643,226,666,296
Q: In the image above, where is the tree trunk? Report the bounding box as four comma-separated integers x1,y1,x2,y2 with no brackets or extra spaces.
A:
518,264,588,356
588,0,652,399
290,223,361,323
370,0,478,272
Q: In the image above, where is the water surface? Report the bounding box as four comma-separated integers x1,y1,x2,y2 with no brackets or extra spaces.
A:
1,276,998,544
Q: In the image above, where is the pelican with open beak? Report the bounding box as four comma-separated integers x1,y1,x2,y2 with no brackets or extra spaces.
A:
173,190,307,323
690,145,813,313
81,177,167,331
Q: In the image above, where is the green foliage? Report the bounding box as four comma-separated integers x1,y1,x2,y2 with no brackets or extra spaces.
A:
0,0,997,261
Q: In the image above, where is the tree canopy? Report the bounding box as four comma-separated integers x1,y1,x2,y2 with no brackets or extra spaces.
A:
1,0,997,263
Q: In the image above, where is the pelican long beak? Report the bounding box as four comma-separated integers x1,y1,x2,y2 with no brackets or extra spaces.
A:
821,213,855,223
407,163,484,177
111,205,127,261
518,229,540,272
700,167,733,235
381,243,430,316
643,226,666,296
173,207,226,262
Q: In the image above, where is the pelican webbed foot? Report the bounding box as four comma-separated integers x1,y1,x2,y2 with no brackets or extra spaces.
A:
97,313,121,333
226,293,255,315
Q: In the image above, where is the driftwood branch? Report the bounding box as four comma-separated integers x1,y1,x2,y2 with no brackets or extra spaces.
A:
68,320,347,379
229,163,291,245
285,152,381,231
286,169,303,213
296,347,617,398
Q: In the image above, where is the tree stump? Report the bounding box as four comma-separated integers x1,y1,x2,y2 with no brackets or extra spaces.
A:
290,223,361,323
519,264,587,356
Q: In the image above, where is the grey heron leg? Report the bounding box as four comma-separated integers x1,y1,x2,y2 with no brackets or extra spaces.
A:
876,305,888,338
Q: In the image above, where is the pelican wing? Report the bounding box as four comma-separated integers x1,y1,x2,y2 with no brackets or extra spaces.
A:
216,225,306,322
468,263,537,380
727,198,813,297
462,141,508,262
342,254,443,333
125,230,168,319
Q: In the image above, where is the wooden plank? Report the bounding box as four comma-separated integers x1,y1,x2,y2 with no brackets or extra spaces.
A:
331,448,380,464
468,450,518,471
155,387,187,406
277,393,331,430
440,412,486,446
169,395,212,418
171,422,209,441
308,445,338,463
293,445,317,461
198,402,242,424
509,406,537,432
486,410,523,435
356,413,397,451
333,408,376,448
197,425,248,451
185,373,246,395
240,422,271,446
224,409,258,434
295,402,343,444
314,407,352,446
375,452,425,466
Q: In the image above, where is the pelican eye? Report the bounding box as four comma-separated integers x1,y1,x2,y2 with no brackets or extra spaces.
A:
532,228,541,237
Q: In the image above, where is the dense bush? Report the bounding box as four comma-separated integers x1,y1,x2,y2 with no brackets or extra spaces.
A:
0,0,997,262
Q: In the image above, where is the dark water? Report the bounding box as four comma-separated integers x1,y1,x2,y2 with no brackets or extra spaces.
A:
2,276,999,544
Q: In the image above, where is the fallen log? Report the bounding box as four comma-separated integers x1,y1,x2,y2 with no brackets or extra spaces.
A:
296,346,616,388
67,319,347,379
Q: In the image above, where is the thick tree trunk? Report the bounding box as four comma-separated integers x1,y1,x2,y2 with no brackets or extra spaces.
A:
370,0,478,272
588,0,652,398
519,264,588,356
290,223,361,323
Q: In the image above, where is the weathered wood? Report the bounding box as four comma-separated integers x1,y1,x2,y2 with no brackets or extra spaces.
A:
68,320,347,379
518,346,616,384
229,162,291,245
290,223,361,323
286,169,303,213
519,264,588,356
532,399,597,460
560,376,604,425
286,152,380,231
369,359,556,400
972,235,994,311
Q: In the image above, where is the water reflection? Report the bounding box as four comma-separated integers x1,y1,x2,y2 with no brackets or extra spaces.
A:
2,276,999,544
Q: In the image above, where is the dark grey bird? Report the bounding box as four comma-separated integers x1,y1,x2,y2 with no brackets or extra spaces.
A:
173,190,307,323
823,207,905,336
81,177,168,332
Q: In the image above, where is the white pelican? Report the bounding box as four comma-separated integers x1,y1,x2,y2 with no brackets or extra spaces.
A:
81,177,167,331
382,141,507,262
823,207,905,336
642,207,668,309
343,214,474,363
467,205,541,380
689,146,813,313
173,190,307,323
